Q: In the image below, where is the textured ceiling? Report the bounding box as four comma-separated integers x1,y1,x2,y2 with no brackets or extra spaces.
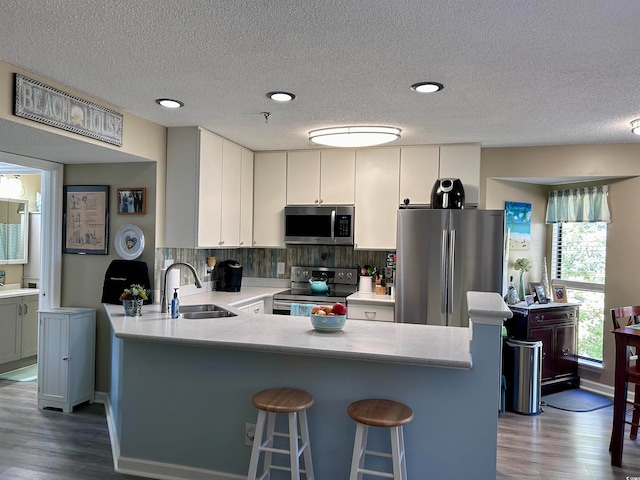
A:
0,0,640,164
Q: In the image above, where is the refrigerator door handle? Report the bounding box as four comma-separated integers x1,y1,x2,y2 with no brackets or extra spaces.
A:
441,229,448,313
448,229,456,315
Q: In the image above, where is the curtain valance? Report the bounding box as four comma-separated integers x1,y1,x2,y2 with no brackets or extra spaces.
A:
545,185,611,223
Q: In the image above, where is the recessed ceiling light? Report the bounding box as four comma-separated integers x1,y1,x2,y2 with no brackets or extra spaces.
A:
411,82,444,93
632,119,640,135
155,98,184,108
309,126,401,148
267,91,296,102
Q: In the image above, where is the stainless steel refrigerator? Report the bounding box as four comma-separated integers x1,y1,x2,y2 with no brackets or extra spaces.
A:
395,208,504,327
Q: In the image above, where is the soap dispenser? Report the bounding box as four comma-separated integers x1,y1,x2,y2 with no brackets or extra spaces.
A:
171,288,180,318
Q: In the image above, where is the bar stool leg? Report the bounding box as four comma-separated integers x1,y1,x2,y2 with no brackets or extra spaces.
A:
299,409,315,480
263,412,276,478
390,425,407,480
349,423,367,480
288,412,300,480
248,410,267,480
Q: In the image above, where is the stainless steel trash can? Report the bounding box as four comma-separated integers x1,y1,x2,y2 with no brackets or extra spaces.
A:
505,338,542,415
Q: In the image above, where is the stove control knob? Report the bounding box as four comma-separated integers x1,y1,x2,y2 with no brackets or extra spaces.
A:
346,272,353,280
303,270,309,278
338,272,344,279
295,269,301,278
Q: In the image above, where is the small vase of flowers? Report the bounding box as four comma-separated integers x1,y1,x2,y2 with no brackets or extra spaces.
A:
513,258,533,301
120,284,149,317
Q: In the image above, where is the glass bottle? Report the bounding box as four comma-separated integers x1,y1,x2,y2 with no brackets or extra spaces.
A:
505,276,520,305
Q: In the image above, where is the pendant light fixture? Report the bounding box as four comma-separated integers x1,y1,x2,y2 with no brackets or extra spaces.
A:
309,126,401,148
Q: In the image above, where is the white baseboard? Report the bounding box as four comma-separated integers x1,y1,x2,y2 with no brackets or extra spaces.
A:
578,379,614,399
95,391,244,480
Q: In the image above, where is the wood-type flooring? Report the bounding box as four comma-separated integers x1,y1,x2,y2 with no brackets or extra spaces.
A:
3,378,640,479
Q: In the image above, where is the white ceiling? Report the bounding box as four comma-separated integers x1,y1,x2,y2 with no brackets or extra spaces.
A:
0,1,640,165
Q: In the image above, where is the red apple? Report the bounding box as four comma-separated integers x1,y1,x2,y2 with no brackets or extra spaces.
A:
332,302,347,315
311,305,324,314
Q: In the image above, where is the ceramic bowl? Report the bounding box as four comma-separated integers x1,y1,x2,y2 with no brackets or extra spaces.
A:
310,314,347,332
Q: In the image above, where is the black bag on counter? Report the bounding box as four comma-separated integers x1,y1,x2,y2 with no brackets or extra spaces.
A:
101,259,152,304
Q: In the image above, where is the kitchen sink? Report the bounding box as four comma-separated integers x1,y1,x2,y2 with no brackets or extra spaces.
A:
180,304,237,319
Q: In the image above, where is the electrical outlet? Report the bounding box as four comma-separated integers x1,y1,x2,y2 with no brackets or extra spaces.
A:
277,262,285,275
245,422,256,446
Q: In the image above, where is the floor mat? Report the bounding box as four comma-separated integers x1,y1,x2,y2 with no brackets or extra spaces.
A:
0,364,37,382
542,388,612,412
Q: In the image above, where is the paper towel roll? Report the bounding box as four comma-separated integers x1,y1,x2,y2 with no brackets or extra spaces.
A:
165,268,180,298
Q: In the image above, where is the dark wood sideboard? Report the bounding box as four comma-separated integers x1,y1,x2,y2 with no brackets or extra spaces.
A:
505,302,580,392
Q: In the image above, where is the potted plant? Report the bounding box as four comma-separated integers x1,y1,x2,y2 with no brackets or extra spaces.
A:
119,284,149,316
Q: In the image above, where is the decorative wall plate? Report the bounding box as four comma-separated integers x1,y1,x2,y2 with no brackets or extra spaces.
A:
114,224,145,260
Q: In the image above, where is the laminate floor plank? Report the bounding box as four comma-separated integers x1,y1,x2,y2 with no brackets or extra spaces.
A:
5,379,640,479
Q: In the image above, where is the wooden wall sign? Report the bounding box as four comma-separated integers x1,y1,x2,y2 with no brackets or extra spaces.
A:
14,74,123,146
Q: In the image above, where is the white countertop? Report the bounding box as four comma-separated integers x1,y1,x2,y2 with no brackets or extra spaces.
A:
346,291,395,305
104,287,473,369
0,286,39,298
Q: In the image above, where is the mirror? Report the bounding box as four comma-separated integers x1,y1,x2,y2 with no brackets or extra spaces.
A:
0,198,28,264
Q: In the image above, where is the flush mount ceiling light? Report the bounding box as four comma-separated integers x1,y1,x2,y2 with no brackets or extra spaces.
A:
411,82,444,93
267,91,296,102
632,119,640,135
309,126,402,148
155,98,184,108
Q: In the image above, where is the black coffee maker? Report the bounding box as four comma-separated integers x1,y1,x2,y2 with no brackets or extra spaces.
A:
214,260,243,292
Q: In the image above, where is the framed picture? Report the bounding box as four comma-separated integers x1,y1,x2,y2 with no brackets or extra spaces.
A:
552,285,568,303
534,285,549,304
117,188,146,215
63,185,109,255
527,282,542,298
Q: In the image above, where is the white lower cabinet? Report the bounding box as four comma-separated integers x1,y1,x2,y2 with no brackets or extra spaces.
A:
38,308,96,413
347,304,395,322
237,300,265,314
0,293,39,364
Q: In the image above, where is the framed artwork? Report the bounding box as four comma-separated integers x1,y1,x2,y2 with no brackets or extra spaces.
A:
527,282,542,297
552,285,568,303
117,187,146,215
63,185,109,255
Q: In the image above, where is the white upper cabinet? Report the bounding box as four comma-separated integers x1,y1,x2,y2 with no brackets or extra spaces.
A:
253,152,287,248
439,144,481,206
220,140,242,247
287,150,355,205
399,146,439,206
354,148,400,250
239,147,254,248
165,127,251,248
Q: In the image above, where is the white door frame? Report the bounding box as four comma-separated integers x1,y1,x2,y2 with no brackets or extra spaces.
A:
0,152,62,309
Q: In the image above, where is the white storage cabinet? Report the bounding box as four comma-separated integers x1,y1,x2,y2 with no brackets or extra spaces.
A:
0,292,39,365
38,308,96,413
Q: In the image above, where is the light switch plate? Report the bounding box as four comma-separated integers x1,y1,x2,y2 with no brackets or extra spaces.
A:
277,262,285,275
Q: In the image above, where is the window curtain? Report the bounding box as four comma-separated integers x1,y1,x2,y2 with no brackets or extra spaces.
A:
545,185,611,223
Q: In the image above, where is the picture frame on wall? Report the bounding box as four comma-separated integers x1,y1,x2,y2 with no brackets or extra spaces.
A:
63,185,109,255
117,187,146,215
552,285,568,303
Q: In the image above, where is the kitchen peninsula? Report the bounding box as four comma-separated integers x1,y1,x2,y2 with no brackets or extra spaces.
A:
105,291,510,479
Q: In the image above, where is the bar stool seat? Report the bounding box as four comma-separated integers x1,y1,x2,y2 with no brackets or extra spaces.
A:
348,398,413,480
247,387,315,480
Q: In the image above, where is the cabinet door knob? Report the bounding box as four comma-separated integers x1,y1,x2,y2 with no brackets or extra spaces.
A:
314,199,319,204
561,348,570,356
253,308,260,313
62,357,69,361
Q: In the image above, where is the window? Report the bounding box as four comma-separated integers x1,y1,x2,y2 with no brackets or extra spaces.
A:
551,222,607,362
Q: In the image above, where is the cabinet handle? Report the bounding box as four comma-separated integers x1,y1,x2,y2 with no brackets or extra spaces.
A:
18,304,22,315
62,357,69,361
364,311,377,318
253,308,260,313
315,199,319,204
240,241,244,245
23,304,27,314
561,348,570,356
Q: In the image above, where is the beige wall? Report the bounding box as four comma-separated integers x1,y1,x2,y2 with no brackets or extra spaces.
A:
482,144,640,388
61,162,157,392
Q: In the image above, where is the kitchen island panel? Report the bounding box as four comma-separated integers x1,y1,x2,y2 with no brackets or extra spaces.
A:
112,321,500,479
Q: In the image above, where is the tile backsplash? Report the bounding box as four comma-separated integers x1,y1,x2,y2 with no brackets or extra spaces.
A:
154,246,391,289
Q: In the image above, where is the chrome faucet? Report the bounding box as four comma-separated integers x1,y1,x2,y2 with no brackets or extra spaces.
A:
161,262,204,313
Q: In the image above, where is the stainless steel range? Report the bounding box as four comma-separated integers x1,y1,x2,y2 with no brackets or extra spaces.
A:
273,266,358,315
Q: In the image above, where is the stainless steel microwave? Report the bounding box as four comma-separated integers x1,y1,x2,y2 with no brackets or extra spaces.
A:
284,206,354,245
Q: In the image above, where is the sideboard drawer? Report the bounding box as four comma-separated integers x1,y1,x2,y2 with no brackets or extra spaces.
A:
531,307,578,324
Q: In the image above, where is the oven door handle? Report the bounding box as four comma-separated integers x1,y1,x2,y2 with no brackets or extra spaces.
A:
273,301,292,311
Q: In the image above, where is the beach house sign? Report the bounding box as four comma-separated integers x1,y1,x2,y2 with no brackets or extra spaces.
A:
14,74,123,146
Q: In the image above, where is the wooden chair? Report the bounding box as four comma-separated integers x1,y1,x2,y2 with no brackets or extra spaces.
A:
611,306,640,440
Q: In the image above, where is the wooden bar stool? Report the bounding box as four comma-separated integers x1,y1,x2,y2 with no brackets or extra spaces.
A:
347,398,413,480
247,387,315,480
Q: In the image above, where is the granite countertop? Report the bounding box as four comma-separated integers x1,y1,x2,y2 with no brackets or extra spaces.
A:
104,287,474,369
508,300,580,310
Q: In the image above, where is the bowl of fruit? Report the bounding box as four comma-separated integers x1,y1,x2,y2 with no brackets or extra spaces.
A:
310,302,348,332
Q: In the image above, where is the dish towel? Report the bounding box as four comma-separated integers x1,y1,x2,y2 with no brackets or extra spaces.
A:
290,303,314,316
